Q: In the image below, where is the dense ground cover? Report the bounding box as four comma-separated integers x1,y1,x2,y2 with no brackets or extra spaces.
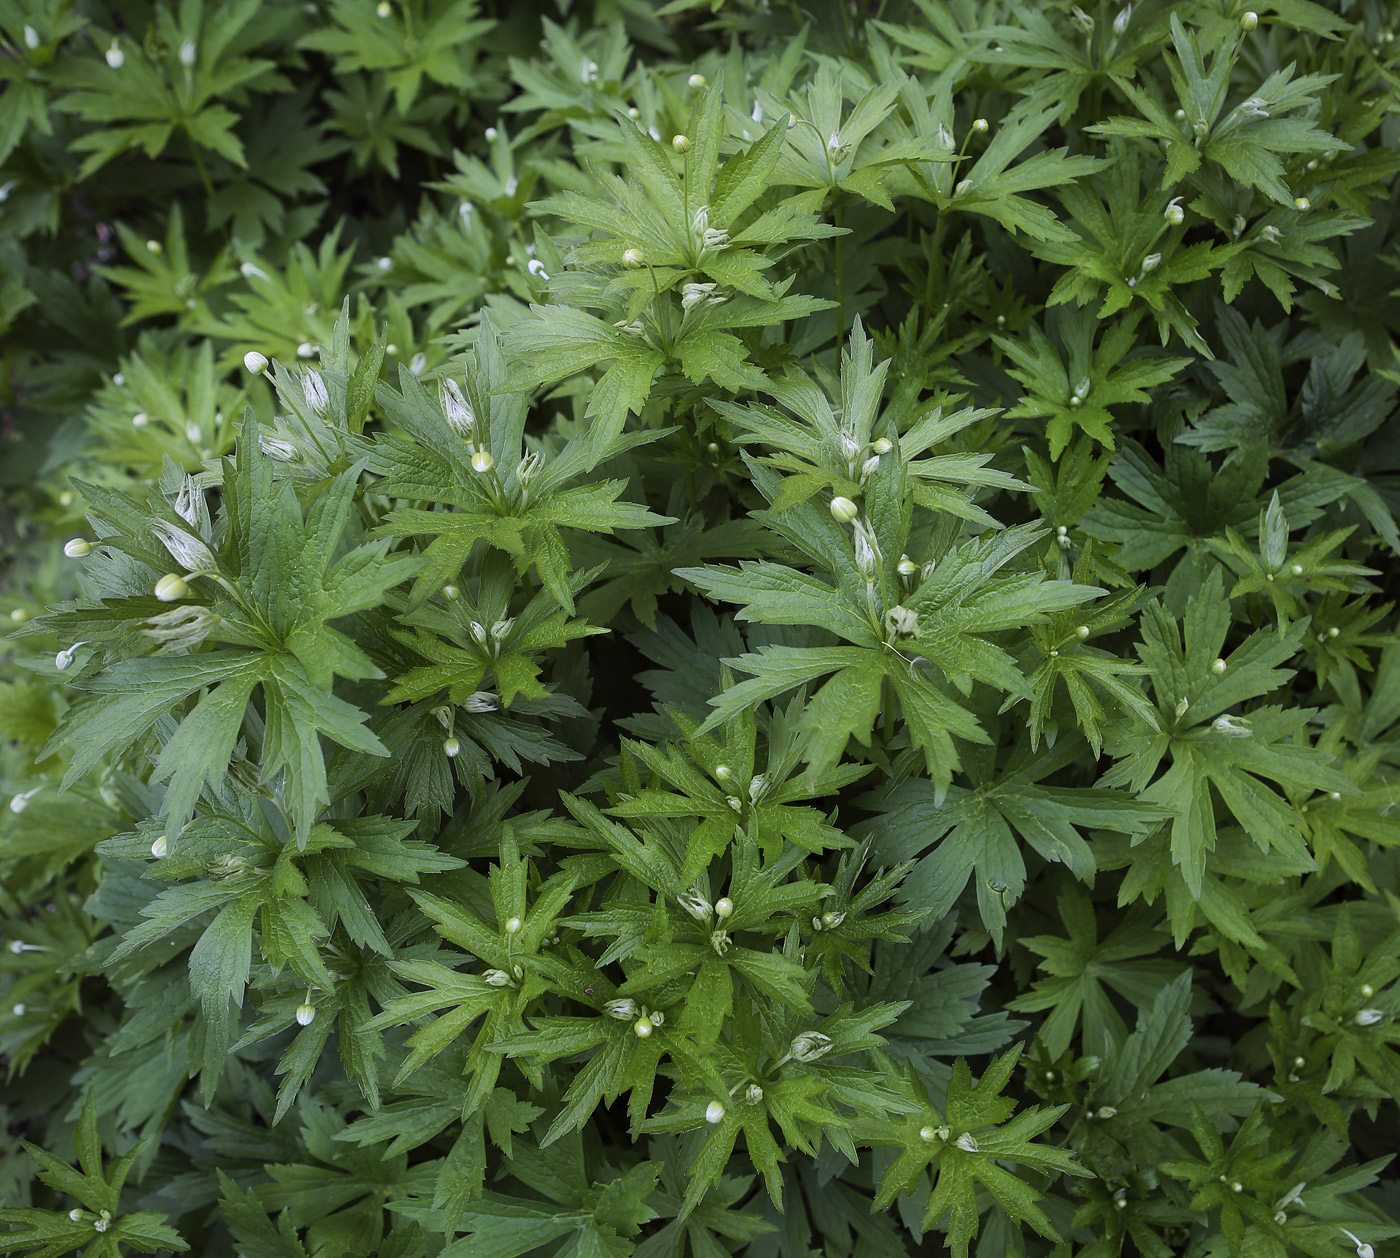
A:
2,1,1399,1255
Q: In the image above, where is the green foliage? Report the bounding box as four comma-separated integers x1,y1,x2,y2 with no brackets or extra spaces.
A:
2,2,1399,1257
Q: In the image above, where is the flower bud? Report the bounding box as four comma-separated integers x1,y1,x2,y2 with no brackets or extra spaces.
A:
1076,625,1090,638
443,584,460,601
633,1015,654,1037
527,259,550,280
606,998,638,1020
243,351,268,374
443,737,460,758
154,574,189,602
1164,200,1185,226
440,379,475,434
151,836,168,858
296,1003,316,1026
830,496,859,523
1354,1009,1383,1027
955,1133,980,1153
106,42,124,68
9,789,40,814
746,1083,764,1103
504,916,522,934
1240,11,1258,30
471,450,494,474
622,247,645,268
1211,658,1227,674
1294,196,1310,211
1361,984,1373,997
714,897,734,919
672,134,690,153
23,25,39,49
483,969,513,987
871,437,893,455
705,1100,725,1123
898,557,918,578
1140,253,1161,274
131,412,148,427
689,74,706,88
678,889,712,922
303,371,329,415
971,117,989,134
64,538,91,558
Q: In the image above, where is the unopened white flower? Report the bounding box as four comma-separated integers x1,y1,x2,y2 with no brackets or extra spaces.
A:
704,1100,725,1123
1113,5,1132,35
681,281,721,310
1354,1009,1384,1027
1240,10,1258,30
151,836,168,858
606,998,638,1020
746,1083,764,1103
622,247,645,268
443,737,461,758
462,692,498,713
671,134,690,153
885,605,920,639
504,916,522,935
898,556,919,578
179,40,196,66
747,775,766,804
871,437,893,455
689,73,706,88
787,1031,833,1062
131,412,148,427
854,528,878,580
243,351,268,375
1164,198,1185,225
439,379,475,434
714,897,734,919
9,788,41,814
296,342,316,359
527,258,550,279
64,538,91,558
1211,658,1227,674
106,42,124,68
820,910,845,929
471,449,494,474
23,25,39,49
296,1002,316,1026
154,573,189,602
971,117,989,134
955,1133,980,1153
482,968,513,987
633,1015,654,1037
141,604,221,647
259,435,298,460
1294,196,1310,211
1140,252,1162,274
470,621,489,646
409,353,426,377
1341,1229,1375,1258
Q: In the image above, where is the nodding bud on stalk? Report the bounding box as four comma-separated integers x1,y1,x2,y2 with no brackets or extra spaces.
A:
443,737,460,758
830,496,859,523
296,1003,316,1026
440,379,475,434
705,1101,725,1123
1294,196,1310,211
527,259,550,279
303,370,329,415
920,1124,949,1142
1165,198,1185,225
64,539,91,558
854,526,879,580
1342,1230,1375,1258
463,692,497,713
243,351,268,374
787,1031,833,1062
154,574,189,602
10,788,41,814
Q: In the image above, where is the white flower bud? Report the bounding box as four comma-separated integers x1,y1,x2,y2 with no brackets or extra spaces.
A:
1354,1009,1383,1027
898,557,918,578
715,764,733,782
179,39,196,66
1175,697,1190,718
151,836,168,858
409,353,426,377
483,969,513,987
1140,252,1161,274
1211,714,1252,738
55,647,77,671
152,520,215,572
820,910,845,929
23,25,39,49
9,788,40,814
672,134,690,153
296,1002,316,1026
748,775,766,804
871,437,893,455
633,1015,654,1037
714,897,734,919
1294,196,1310,211
705,1100,725,1123
622,247,645,268
885,605,920,639
106,41,124,68
471,450,495,474
527,259,550,280
1342,1229,1375,1258
1164,199,1185,225
971,117,989,134
1361,984,1373,997
606,998,638,1020
443,737,460,758
1076,625,1090,638
955,1133,980,1153
470,621,489,646
439,379,475,434
689,73,707,88
746,1083,763,1103
464,692,497,713
64,538,91,558
154,573,189,602
243,351,268,374
681,281,720,310
1240,11,1258,30
504,916,522,934
131,412,148,427
1113,5,1132,35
